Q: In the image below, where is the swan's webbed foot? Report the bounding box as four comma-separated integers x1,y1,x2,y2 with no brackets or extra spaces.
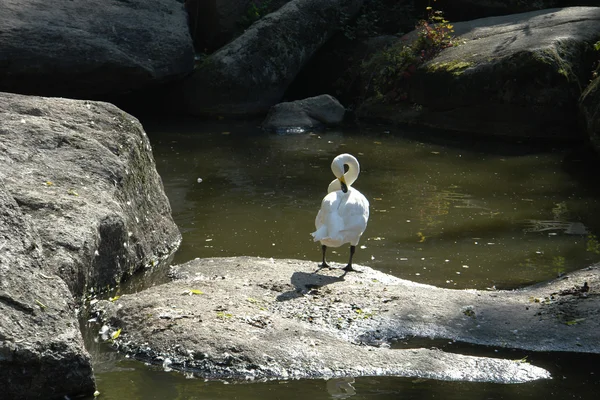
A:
316,245,332,270
343,264,362,273
342,245,361,273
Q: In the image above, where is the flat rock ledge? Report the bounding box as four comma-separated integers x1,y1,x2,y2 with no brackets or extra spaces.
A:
92,257,599,384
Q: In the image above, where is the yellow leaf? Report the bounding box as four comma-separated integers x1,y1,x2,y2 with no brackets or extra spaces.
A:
189,289,204,295
109,295,120,302
111,328,122,340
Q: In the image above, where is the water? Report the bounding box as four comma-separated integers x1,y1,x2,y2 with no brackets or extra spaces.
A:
84,119,600,399
148,118,600,289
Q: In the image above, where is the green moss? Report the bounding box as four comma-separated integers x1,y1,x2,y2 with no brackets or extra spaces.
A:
426,60,473,75
532,44,578,85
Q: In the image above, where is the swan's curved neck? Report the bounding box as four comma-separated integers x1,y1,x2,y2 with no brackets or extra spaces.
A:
328,154,360,193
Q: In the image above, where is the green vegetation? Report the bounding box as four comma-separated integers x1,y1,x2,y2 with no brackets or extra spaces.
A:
238,0,273,30
593,41,600,79
363,3,456,102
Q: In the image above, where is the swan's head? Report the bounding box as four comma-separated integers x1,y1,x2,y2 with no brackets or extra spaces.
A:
330,153,360,193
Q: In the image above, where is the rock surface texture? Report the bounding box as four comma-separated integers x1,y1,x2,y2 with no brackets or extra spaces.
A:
0,0,194,98
0,92,181,297
181,0,364,116
358,7,600,139
0,183,95,400
90,256,600,383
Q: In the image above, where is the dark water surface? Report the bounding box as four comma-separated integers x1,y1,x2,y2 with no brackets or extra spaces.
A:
85,119,600,399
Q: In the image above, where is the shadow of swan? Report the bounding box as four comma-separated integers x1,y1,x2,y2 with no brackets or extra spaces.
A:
276,271,345,302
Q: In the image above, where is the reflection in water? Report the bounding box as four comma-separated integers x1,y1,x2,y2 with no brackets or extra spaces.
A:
523,220,588,235
326,377,356,399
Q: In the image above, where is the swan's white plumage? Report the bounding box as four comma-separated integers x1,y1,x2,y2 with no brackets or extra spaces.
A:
311,154,369,249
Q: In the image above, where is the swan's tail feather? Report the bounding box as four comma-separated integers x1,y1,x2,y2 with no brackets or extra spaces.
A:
311,226,328,242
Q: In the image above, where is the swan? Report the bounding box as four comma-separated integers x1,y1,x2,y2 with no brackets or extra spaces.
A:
311,153,370,272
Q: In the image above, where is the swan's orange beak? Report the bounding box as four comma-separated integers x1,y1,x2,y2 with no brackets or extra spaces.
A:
339,176,348,193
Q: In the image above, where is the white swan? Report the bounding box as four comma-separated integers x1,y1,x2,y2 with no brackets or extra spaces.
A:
311,153,370,272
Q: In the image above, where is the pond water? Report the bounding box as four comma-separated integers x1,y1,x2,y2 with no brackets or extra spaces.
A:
84,118,600,400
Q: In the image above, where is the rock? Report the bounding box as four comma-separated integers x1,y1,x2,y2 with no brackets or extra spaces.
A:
0,92,181,297
262,94,346,133
180,0,364,116
580,75,600,154
0,0,194,99
0,181,95,399
89,257,600,383
429,0,600,22
186,0,291,52
358,7,600,139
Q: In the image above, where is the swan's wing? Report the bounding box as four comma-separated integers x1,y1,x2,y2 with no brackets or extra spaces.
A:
312,192,344,243
339,189,370,237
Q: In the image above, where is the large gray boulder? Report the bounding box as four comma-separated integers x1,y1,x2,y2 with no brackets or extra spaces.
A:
358,7,600,139
180,0,364,116
89,256,600,383
0,182,95,400
0,0,194,98
0,92,181,297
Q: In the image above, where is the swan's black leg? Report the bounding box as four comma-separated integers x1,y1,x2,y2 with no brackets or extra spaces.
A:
319,245,331,269
343,245,360,272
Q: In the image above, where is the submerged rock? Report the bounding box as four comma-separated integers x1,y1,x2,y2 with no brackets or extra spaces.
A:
262,94,346,133
0,92,181,297
0,182,95,400
90,256,600,383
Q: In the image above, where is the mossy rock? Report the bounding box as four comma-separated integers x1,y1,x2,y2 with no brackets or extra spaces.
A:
358,7,600,139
